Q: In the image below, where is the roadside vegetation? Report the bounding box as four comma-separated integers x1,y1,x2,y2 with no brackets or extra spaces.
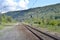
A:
24,15,60,33
0,14,16,30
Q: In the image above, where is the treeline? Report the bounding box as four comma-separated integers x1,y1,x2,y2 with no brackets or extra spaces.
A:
0,14,14,24
25,15,60,26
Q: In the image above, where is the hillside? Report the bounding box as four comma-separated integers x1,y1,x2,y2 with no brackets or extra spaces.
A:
3,3,60,22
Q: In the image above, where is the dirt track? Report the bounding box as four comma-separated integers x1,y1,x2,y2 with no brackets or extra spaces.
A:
0,24,39,40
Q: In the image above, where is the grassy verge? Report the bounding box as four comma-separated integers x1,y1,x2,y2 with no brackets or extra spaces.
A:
2,23,16,25
0,25,4,30
24,22,60,33
36,24,60,33
0,22,17,30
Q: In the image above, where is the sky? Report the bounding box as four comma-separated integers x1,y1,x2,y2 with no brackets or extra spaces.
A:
0,0,60,13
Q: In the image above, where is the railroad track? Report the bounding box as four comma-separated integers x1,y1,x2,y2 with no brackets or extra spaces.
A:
24,24,60,40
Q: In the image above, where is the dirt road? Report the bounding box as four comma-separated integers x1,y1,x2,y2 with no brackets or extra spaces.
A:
0,24,39,40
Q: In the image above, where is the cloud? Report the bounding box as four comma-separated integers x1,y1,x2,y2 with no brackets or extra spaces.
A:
18,0,29,9
0,0,29,13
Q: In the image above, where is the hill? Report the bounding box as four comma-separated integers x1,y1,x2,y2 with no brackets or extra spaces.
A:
2,3,60,22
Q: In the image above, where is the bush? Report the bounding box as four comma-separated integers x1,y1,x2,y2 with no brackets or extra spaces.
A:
34,22,41,24
48,20,60,26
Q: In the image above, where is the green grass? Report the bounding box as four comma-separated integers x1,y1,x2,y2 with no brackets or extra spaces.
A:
0,25,4,30
47,25,60,33
0,22,16,30
38,24,60,33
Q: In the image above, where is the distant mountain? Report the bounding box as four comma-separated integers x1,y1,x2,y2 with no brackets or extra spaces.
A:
3,3,60,21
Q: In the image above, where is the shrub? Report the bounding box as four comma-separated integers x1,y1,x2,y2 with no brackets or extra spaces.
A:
48,20,60,26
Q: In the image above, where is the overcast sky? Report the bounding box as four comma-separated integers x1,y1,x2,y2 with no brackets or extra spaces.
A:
0,0,60,13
